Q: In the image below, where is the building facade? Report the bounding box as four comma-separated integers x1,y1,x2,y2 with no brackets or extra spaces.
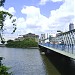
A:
40,34,45,43
55,29,75,45
23,33,39,43
15,33,39,43
69,23,74,31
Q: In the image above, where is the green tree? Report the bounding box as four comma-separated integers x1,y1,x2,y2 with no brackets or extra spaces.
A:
0,0,16,43
6,38,38,48
0,1,13,74
7,40,13,43
1,38,5,44
0,0,5,6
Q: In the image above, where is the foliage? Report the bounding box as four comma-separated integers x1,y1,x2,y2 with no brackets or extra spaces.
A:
0,65,11,75
0,1,13,75
0,11,16,35
6,38,38,48
0,57,12,75
1,39,5,44
0,0,5,6
7,40,13,43
0,0,16,43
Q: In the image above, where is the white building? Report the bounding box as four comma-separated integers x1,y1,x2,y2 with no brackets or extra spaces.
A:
40,34,45,44
55,29,75,45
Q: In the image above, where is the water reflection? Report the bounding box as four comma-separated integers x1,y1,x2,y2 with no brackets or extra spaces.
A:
0,45,75,74
46,53,75,75
0,47,46,75
41,54,61,75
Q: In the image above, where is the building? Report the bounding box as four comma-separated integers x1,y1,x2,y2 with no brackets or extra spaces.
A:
15,37,24,41
69,23,74,31
40,34,45,43
55,29,75,45
15,33,39,43
23,33,39,43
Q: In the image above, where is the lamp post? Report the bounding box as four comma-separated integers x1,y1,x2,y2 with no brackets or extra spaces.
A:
57,30,63,41
57,30,63,33
56,30,64,49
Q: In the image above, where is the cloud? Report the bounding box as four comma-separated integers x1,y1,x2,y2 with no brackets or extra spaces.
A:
21,6,50,33
51,0,63,2
0,7,16,31
8,7,16,15
0,0,74,40
39,0,49,5
21,6,40,25
39,0,63,5
0,7,17,40
0,7,16,15
15,0,75,37
48,0,74,32
0,6,6,11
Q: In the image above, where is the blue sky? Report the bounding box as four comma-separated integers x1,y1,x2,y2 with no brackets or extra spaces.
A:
4,0,63,17
0,0,75,40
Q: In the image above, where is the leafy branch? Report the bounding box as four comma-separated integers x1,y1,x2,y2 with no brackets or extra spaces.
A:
0,0,17,43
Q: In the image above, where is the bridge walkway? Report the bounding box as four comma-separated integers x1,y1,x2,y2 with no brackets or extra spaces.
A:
39,43,75,59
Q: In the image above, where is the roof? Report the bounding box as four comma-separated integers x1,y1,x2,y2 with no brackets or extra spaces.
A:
56,29,75,36
23,33,39,37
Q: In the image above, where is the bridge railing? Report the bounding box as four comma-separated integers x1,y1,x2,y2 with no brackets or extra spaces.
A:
39,43,75,54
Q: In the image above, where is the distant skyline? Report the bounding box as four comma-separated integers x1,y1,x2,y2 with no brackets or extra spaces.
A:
0,0,75,40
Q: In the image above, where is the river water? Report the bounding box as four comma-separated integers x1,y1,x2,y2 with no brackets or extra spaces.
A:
0,47,60,75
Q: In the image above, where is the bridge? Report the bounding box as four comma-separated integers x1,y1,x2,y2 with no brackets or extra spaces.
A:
39,29,75,59
39,43,75,59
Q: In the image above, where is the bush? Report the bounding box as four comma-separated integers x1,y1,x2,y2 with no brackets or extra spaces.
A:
0,65,11,75
0,57,12,75
6,38,38,48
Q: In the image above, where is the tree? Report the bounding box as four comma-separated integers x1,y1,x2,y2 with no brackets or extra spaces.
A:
0,0,16,43
7,39,13,43
0,0,5,6
0,1,15,74
1,37,5,44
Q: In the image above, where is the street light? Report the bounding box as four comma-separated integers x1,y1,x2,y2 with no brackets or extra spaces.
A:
57,30,63,33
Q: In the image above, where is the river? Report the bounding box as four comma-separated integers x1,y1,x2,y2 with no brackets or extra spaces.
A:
0,47,60,75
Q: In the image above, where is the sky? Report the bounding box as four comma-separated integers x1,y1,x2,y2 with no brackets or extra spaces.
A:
0,0,75,40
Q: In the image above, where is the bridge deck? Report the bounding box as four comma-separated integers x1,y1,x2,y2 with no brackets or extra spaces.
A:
39,44,75,59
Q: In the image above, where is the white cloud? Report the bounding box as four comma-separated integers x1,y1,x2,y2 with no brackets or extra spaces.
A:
21,6,40,25
39,0,49,5
21,6,40,15
0,7,16,31
0,7,16,15
0,0,74,40
49,0,74,32
0,6,6,11
51,0,63,2
39,0,63,5
21,6,50,33
15,17,27,35
8,7,16,15
14,0,75,38
0,7,17,40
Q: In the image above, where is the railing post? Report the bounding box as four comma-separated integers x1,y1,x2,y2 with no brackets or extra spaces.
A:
72,44,74,54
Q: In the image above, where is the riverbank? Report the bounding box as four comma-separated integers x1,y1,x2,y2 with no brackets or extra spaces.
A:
25,47,39,49
0,44,5,47
5,45,39,49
